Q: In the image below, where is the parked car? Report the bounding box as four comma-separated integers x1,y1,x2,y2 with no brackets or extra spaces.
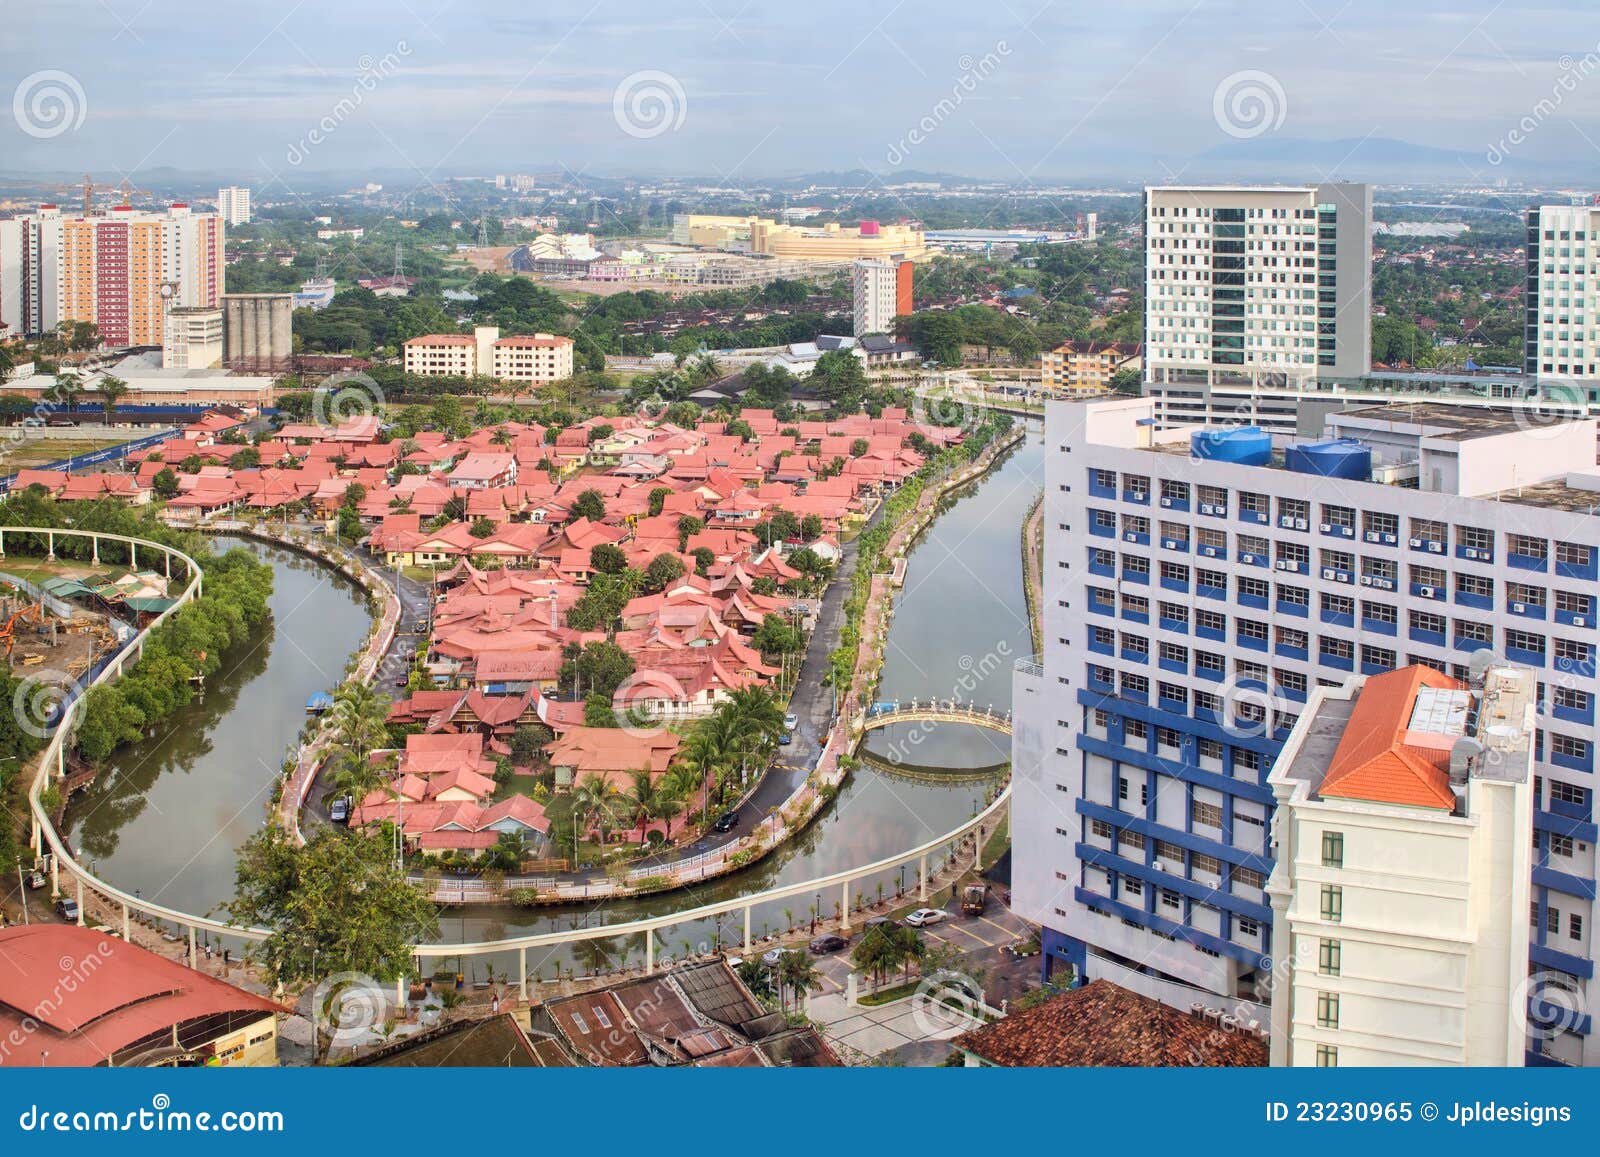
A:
777,732,792,746
960,883,988,916
54,897,79,922
329,796,351,825
860,916,899,942
712,811,740,833
905,908,947,927
24,870,46,891
808,934,848,955
761,948,785,966
783,713,799,731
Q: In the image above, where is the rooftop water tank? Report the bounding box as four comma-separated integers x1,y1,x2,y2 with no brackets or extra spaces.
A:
1285,438,1371,481
1190,426,1271,466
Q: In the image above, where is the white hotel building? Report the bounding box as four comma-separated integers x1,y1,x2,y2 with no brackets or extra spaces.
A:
1012,395,1600,1066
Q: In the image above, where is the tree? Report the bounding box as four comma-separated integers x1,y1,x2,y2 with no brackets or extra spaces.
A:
94,376,130,424
558,640,635,700
849,438,869,457
800,513,823,541
469,516,497,539
572,489,606,522
809,350,867,409
227,826,439,1051
776,948,821,1011
584,693,619,727
73,684,145,763
641,552,686,593
751,613,802,655
151,467,179,499
675,515,704,551
647,487,674,517
509,724,547,767
589,543,627,574
571,772,622,853
229,447,262,470
691,546,715,576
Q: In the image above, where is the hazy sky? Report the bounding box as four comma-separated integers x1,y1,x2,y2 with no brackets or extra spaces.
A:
5,0,1600,186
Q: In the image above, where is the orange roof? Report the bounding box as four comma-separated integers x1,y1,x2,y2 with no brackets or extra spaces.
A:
1319,666,1464,810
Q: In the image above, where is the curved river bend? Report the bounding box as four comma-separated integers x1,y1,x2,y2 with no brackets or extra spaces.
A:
70,427,1043,974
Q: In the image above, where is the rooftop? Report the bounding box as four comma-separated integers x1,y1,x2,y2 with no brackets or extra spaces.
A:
952,980,1267,1067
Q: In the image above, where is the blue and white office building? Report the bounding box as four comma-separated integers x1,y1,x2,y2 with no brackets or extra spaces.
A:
1013,395,1600,1065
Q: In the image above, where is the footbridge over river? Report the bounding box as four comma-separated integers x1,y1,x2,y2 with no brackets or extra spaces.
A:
853,700,1014,782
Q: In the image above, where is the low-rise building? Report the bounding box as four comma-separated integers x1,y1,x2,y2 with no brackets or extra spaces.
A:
1040,340,1141,393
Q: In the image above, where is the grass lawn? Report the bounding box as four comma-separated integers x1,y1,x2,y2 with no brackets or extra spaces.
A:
857,979,922,1006
979,816,1010,871
0,553,109,583
0,435,142,470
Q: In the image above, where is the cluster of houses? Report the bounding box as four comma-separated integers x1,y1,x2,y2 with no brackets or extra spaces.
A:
242,406,960,858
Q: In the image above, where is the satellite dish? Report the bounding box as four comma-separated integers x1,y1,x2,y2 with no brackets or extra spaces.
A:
1467,648,1496,686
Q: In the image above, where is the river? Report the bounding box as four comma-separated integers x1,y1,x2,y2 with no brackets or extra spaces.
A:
63,537,369,920
65,424,1043,974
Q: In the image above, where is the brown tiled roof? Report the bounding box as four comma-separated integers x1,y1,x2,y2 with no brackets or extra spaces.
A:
952,980,1267,1067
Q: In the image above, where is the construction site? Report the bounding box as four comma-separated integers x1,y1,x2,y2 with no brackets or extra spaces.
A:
0,569,165,684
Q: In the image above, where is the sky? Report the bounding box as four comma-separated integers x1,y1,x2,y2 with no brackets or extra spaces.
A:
5,0,1600,188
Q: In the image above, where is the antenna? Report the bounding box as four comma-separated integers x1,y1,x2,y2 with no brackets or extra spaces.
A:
393,242,404,280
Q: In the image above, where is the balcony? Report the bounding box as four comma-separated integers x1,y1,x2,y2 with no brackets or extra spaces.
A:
1239,509,1268,526
1320,608,1355,629
1121,607,1150,626
1549,795,1594,823
1237,633,1268,653
1197,581,1227,602
1552,699,1595,727
1088,632,1115,657
1274,559,1308,575
1158,493,1190,514
1089,521,1116,539
1123,531,1150,547
1195,665,1224,685
1088,599,1116,618
1275,643,1308,662
1236,551,1267,568
1556,555,1598,581
1196,623,1225,643
1320,522,1355,539
1160,536,1189,553
1238,591,1268,611
1361,616,1397,637
1358,575,1396,592
1088,556,1115,578
1506,644,1547,668
1197,544,1225,561
1121,647,1149,666
1159,574,1189,595
1122,488,1150,506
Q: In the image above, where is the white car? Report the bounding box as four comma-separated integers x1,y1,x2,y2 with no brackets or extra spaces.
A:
904,908,947,927
783,713,799,731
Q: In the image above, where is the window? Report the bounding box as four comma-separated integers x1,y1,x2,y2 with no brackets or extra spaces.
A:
1321,504,1355,530
1320,636,1353,660
1197,527,1227,553
1121,633,1148,657
1547,905,1561,935
1506,628,1546,657
1091,468,1116,491
1122,554,1149,578
1197,484,1227,512
1316,992,1340,1029
1191,799,1223,828
1410,609,1446,635
1278,584,1310,607
1238,533,1269,558
1573,914,1585,942
1124,718,1148,741
1160,888,1182,911
1411,517,1446,544
1092,509,1117,532
1321,548,1355,574
1457,572,1493,599
1121,672,1149,698
1455,619,1493,645
1239,491,1269,518
1551,779,1588,805
1321,593,1354,617
1158,681,1188,708
1122,473,1150,500
1508,581,1547,608
1555,637,1592,665
1237,917,1260,937
1315,1044,1339,1068
1238,575,1269,600
1234,866,1265,888
1197,567,1227,590
1197,609,1226,633
1159,559,1189,585
1363,510,1398,537
1317,938,1342,975
1552,733,1590,761
1557,541,1593,568
1091,819,1114,840
1362,601,1396,625
1159,641,1188,667
1191,852,1221,877
1508,533,1548,561
1118,828,1146,854
1556,589,1593,615
1457,524,1493,553
1238,619,1268,643
1196,651,1225,675
1410,563,1445,589
1360,644,1396,670
1159,599,1189,624
1550,834,1574,857
1197,738,1222,760
1161,479,1189,505
1321,831,1344,867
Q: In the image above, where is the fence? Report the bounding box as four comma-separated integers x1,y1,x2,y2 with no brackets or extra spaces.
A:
0,427,179,492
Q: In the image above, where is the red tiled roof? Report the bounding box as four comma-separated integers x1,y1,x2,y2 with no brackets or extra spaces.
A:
1319,665,1463,810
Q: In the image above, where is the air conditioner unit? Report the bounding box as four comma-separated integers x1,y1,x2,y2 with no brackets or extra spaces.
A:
1419,585,1437,597
1125,533,1139,542
1153,860,1168,874
1319,522,1332,533
1200,503,1216,515
1279,517,1293,529
1576,616,1589,628
1295,518,1309,530
1160,496,1173,507
1429,542,1444,553
1364,531,1380,543
1513,602,1528,613
1464,547,1479,560
1384,533,1398,544
1322,568,1337,580
1360,575,1374,586
1275,560,1290,571
1241,553,1257,564
1409,537,1423,547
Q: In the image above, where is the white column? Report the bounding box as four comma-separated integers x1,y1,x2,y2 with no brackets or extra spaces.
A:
743,906,752,953
919,854,928,901
840,881,851,930
519,948,528,1002
645,933,654,974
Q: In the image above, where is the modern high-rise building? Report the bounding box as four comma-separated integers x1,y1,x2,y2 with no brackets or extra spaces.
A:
1014,394,1600,1066
0,203,224,346
852,257,913,337
217,186,252,226
1143,184,1372,395
1524,203,1600,387
1267,661,1535,1067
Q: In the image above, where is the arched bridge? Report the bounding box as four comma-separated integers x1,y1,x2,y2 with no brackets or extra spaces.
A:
860,699,1013,736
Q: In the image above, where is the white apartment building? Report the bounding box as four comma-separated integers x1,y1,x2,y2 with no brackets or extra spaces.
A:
1143,184,1371,394
1267,661,1534,1067
1525,203,1600,386
217,186,252,227
1013,394,1600,1066
0,207,63,337
851,257,910,337
402,326,574,383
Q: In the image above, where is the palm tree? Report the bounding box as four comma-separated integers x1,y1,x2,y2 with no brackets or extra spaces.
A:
46,369,84,415
776,949,821,1013
94,375,130,425
571,772,621,856
677,726,728,827
622,770,682,842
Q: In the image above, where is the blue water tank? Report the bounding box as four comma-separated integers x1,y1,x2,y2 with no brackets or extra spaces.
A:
1285,438,1371,481
1190,426,1272,466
